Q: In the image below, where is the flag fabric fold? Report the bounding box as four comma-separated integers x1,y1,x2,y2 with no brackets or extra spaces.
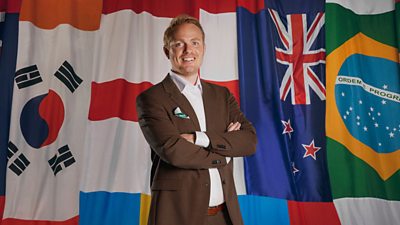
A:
1,1,241,224
1,0,399,224
326,0,400,224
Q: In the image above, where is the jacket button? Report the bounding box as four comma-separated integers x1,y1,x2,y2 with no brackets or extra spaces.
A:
217,144,226,149
212,160,221,164
205,183,209,187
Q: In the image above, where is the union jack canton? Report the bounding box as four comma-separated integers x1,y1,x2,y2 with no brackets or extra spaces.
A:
268,8,326,105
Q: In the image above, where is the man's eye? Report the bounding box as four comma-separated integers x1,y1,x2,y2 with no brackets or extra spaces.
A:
173,42,183,48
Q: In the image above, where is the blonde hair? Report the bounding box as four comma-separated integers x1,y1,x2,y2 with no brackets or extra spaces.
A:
163,14,205,48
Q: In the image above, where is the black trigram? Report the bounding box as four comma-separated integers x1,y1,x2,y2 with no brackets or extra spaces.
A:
54,61,82,93
7,141,18,159
15,65,43,89
8,141,30,176
48,145,76,176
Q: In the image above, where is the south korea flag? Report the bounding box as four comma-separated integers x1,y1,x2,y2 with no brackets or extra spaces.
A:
5,21,95,221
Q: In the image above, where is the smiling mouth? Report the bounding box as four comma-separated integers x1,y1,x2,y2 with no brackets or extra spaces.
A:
182,57,195,62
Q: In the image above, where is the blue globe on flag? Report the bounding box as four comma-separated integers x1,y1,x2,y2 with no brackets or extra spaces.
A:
335,54,400,153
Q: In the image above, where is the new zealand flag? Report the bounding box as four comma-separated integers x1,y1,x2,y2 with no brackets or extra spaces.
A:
238,0,331,202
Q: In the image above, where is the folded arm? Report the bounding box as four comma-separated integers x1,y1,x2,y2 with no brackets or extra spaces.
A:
136,92,227,170
205,88,257,157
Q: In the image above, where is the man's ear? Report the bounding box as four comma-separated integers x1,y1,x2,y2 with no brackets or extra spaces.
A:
163,47,170,59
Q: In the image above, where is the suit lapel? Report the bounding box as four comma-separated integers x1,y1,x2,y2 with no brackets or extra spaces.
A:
162,75,201,131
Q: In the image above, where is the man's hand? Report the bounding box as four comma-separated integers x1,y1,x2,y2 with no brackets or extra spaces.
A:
180,133,195,143
180,122,240,144
227,122,241,132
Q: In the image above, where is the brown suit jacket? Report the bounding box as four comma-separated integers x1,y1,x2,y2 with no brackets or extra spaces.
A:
136,75,257,225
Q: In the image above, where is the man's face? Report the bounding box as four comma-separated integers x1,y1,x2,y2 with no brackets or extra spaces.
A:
165,23,205,78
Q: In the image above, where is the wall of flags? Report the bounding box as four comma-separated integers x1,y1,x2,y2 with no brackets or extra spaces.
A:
0,0,399,225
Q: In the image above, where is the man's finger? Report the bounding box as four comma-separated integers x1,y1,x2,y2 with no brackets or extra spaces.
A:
180,133,194,143
227,122,241,132
227,122,234,131
236,123,241,130
227,123,236,131
233,122,241,130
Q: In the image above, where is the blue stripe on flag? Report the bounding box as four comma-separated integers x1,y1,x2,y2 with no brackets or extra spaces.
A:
0,13,19,196
79,191,141,225
238,195,290,225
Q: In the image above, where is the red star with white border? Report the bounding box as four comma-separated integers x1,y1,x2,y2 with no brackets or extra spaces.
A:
281,119,294,137
302,139,321,160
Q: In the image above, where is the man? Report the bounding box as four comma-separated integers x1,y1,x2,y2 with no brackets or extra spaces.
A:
136,15,257,225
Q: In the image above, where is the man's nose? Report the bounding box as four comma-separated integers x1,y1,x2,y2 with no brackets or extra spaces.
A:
183,43,193,53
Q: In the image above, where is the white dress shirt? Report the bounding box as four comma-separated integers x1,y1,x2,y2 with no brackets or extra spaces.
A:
170,71,225,207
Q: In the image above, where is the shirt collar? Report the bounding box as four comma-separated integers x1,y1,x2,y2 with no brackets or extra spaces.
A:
170,70,202,93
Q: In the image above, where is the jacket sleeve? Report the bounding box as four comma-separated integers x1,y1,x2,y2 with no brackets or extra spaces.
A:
136,91,227,170
205,88,257,157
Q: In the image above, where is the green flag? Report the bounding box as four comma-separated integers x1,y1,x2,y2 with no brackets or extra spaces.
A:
326,0,400,224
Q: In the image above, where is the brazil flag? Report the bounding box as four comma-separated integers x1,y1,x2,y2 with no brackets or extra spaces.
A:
326,0,400,224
